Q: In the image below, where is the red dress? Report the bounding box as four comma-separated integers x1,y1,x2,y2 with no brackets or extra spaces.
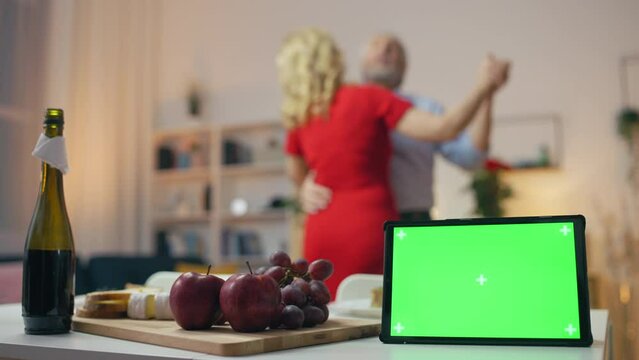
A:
285,85,412,298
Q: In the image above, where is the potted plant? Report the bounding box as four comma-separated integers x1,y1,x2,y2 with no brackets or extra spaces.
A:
617,107,639,142
617,107,639,184
468,159,514,218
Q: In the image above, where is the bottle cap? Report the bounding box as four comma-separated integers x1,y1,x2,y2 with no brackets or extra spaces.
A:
44,108,64,125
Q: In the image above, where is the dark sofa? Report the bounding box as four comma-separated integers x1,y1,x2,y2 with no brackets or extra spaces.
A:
1,255,203,297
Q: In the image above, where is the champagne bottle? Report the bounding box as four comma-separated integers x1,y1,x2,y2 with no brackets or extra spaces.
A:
22,108,75,334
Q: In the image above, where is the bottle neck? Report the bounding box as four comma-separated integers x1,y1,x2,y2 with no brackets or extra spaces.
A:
39,124,65,196
43,123,63,137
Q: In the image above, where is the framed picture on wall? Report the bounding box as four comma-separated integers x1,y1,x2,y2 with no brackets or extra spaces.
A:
490,114,563,169
621,54,639,108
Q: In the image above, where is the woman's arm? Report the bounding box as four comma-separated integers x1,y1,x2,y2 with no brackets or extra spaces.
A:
395,56,508,142
395,83,492,142
286,155,309,188
469,96,493,152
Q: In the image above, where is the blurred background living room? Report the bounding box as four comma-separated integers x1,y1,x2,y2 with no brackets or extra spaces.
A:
1,0,638,356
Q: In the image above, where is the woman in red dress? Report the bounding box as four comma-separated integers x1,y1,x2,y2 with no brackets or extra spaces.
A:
278,28,509,297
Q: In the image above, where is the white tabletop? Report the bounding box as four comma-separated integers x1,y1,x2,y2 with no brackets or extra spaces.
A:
0,303,610,360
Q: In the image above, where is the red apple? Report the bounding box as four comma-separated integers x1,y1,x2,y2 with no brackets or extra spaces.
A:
220,263,282,332
269,302,285,329
169,265,225,330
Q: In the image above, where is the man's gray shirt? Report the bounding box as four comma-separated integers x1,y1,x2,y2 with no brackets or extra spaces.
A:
390,94,486,212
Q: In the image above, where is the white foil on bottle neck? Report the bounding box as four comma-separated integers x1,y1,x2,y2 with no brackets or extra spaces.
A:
32,133,70,174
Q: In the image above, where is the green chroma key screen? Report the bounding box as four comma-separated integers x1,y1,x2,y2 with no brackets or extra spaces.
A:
387,221,584,341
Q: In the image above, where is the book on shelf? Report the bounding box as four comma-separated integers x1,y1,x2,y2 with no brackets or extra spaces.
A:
221,229,263,258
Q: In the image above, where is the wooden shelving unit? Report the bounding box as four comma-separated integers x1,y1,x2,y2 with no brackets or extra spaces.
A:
220,163,285,177
221,211,288,223
154,167,212,182
153,213,212,226
149,121,292,266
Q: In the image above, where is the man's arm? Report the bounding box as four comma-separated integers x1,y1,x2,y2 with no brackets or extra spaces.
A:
287,156,332,214
299,172,332,214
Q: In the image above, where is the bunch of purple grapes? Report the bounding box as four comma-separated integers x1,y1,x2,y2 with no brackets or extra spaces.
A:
257,251,334,330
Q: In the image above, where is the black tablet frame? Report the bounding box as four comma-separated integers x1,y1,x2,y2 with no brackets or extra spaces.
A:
379,215,593,347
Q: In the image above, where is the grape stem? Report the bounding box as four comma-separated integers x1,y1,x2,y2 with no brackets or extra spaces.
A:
278,269,292,287
246,261,253,274
207,264,212,276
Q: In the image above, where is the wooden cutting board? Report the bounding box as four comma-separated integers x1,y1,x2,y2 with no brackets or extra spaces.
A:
72,316,381,356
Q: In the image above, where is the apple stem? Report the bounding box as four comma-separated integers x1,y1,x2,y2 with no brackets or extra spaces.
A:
207,264,212,276
246,261,253,274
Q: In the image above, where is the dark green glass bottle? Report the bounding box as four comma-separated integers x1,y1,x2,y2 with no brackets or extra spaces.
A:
22,108,75,334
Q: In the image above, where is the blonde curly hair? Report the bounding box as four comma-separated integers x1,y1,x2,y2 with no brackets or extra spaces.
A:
277,28,344,129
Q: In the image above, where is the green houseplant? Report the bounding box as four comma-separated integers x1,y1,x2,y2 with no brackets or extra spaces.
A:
617,107,639,142
469,159,513,218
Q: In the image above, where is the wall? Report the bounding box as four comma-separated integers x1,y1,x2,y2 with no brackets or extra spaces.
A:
0,0,52,255
31,0,639,262
40,0,159,258
156,0,639,272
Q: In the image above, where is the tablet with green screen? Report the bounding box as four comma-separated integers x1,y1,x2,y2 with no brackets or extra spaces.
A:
380,215,593,347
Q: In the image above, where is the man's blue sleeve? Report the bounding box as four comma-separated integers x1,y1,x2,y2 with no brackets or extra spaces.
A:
437,131,487,170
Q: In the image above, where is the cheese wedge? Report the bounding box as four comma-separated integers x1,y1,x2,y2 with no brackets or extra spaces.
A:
154,293,174,320
371,286,383,308
85,287,161,303
127,292,156,319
